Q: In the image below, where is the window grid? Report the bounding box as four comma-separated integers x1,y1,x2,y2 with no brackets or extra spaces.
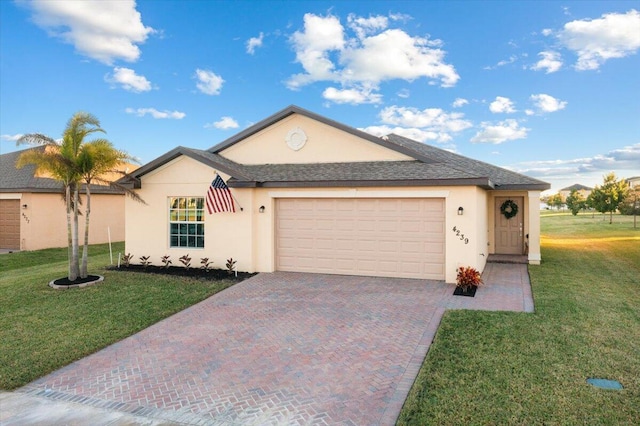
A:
169,197,205,248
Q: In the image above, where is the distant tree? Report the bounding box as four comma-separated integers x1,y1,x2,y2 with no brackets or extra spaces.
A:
550,193,564,211
618,185,640,215
565,189,586,216
589,172,629,224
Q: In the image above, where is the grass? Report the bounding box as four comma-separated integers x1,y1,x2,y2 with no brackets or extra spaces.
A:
397,212,639,425
0,242,235,390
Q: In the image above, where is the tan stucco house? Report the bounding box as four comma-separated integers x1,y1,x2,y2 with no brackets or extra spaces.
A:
558,183,593,201
123,106,550,283
0,147,130,251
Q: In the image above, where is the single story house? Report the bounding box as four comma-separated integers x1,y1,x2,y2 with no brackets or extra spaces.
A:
558,183,593,200
0,147,131,251
123,106,550,283
626,176,640,189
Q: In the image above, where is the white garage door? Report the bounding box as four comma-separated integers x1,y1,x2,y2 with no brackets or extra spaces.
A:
276,198,445,280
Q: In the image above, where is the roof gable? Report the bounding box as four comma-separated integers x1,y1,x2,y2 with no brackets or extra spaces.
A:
129,106,549,191
212,106,416,165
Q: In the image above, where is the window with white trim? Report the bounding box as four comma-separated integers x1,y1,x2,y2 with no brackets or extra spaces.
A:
169,197,204,248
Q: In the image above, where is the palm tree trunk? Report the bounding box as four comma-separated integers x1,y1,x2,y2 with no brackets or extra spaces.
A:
81,184,91,278
65,184,73,280
70,184,80,281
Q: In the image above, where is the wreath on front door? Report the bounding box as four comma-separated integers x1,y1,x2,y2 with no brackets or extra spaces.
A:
500,199,518,219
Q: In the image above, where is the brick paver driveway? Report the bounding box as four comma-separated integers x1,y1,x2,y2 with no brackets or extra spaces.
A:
21,267,531,425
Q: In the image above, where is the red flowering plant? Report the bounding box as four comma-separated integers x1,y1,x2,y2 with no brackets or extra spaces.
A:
456,266,483,290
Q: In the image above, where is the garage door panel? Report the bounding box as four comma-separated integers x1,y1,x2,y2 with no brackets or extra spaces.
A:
0,200,21,250
276,198,445,280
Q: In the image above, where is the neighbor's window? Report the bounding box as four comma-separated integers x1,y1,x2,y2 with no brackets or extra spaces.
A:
169,197,204,248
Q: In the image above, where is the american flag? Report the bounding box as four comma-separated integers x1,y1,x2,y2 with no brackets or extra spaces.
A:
206,175,236,214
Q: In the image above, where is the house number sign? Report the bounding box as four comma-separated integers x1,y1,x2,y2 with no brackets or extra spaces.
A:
452,226,469,244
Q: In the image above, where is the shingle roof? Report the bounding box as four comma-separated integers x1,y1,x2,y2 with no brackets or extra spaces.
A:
127,106,550,191
560,183,593,192
0,147,124,194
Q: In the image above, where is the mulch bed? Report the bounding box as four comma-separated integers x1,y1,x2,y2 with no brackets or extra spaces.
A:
106,264,256,281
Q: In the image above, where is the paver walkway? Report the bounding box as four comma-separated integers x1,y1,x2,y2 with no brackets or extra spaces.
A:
11,263,532,425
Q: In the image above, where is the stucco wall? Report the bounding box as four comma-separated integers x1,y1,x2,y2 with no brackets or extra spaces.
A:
17,192,125,251
487,190,541,263
124,156,254,272
220,113,413,165
125,156,492,283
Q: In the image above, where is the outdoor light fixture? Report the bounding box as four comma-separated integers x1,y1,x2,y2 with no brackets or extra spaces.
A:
259,205,265,213
457,206,464,215
22,204,28,209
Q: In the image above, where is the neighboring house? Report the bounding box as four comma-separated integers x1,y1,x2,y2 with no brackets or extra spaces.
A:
0,147,132,251
122,106,550,283
626,176,640,189
559,183,593,201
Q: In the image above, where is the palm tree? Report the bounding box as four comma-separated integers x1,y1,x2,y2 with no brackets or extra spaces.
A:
16,139,79,279
17,112,141,281
76,139,142,278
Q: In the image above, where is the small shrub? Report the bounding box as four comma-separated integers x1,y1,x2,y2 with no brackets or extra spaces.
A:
121,253,134,267
456,266,483,290
226,257,237,275
200,257,212,272
160,255,172,269
178,254,191,269
139,255,152,268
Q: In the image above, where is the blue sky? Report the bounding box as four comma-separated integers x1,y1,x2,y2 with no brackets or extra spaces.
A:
1,0,639,193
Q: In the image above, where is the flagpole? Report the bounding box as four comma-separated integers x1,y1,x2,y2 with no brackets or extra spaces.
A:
216,173,243,212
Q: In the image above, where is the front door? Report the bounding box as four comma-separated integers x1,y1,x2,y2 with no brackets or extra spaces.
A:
495,197,524,255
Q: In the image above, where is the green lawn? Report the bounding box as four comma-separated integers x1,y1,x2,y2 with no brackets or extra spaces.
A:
398,212,640,425
0,242,235,390
2,215,638,423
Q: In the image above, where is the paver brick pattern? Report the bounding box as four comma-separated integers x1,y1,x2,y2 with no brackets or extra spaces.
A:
21,264,531,425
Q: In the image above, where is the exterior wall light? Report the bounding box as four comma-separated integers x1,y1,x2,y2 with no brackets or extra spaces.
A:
457,206,464,215
259,206,265,213
22,204,28,209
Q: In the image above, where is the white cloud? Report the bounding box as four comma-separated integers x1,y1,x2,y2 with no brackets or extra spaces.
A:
287,13,345,89
246,32,264,54
470,119,530,144
489,96,516,114
125,108,185,119
341,29,458,87
23,0,153,65
541,28,553,36
531,51,563,73
322,86,382,104
1,134,23,142
362,105,471,143
513,143,640,188
452,98,468,108
360,125,443,143
286,13,459,103
484,55,518,70
347,13,389,39
558,9,640,70
397,88,410,98
380,106,472,133
205,116,239,130
194,69,224,95
105,67,152,92
530,93,567,113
